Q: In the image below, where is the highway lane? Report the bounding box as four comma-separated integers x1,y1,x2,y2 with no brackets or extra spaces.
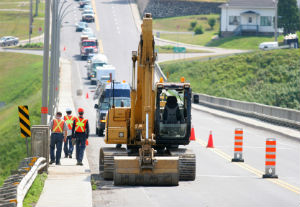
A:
59,0,300,206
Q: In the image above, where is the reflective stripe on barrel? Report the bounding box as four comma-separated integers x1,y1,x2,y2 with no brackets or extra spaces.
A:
265,138,276,167
234,128,243,152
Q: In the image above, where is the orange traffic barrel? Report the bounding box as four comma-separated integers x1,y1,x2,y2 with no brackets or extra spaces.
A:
262,138,278,179
232,128,244,162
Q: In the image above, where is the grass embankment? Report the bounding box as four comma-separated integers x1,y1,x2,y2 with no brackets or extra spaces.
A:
154,14,220,46
0,1,45,40
161,49,300,109
0,52,43,186
155,45,210,53
23,173,47,207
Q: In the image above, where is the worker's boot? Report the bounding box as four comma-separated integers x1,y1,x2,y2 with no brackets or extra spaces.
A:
69,154,72,158
49,160,55,165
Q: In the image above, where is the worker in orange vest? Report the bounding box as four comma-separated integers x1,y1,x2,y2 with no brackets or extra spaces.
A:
49,112,68,165
63,108,76,158
72,108,89,166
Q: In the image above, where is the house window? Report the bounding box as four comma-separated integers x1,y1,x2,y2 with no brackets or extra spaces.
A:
229,16,240,25
260,16,272,26
248,17,252,23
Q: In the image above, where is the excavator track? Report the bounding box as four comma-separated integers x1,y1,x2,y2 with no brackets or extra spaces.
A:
99,147,128,180
169,148,196,181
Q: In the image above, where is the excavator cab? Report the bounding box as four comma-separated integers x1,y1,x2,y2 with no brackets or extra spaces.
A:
155,82,192,146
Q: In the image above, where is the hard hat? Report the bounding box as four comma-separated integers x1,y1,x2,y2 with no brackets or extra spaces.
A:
78,108,84,113
66,107,72,112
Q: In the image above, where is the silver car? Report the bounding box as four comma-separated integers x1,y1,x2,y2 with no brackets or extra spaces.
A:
0,36,19,46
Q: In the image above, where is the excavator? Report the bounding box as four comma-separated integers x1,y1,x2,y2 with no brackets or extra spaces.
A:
99,13,196,186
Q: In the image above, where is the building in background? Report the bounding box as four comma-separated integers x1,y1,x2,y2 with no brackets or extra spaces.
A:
220,0,282,37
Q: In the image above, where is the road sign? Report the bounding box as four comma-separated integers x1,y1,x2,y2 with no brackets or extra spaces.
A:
38,27,42,34
173,47,186,53
18,105,31,138
156,31,160,38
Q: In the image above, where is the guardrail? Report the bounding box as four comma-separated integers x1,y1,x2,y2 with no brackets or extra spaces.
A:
154,63,300,129
0,157,46,207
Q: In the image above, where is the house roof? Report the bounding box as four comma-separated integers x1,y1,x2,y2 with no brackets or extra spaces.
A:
220,0,275,8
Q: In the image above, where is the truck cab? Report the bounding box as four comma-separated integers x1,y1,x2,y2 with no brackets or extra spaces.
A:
86,54,108,84
80,37,98,60
94,81,131,136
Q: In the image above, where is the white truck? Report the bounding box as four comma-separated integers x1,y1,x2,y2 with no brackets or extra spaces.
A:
87,54,108,84
96,65,116,85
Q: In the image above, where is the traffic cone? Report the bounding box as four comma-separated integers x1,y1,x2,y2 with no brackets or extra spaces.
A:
190,125,195,141
86,139,89,146
86,92,89,99
64,46,66,51
206,131,214,148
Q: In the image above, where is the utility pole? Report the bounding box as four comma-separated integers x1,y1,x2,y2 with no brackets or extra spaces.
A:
274,0,278,41
41,0,51,125
49,0,58,118
35,0,39,17
29,0,33,44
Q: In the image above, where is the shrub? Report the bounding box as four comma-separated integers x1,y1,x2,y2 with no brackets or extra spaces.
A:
190,21,197,29
194,26,203,35
208,18,216,30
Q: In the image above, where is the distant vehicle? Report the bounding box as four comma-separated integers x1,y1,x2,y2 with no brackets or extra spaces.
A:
80,37,98,60
83,4,93,11
259,42,278,50
96,64,116,85
76,21,88,32
86,54,108,83
0,36,19,47
82,28,94,37
79,0,90,8
82,10,95,22
94,81,131,136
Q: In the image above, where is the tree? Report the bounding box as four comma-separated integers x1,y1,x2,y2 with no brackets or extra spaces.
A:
208,18,216,30
278,0,300,34
194,26,203,35
190,21,197,29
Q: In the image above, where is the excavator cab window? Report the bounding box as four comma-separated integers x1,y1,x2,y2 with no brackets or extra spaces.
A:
157,88,189,140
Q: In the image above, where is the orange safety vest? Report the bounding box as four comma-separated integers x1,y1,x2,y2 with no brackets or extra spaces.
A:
75,117,87,133
52,119,65,133
64,115,75,130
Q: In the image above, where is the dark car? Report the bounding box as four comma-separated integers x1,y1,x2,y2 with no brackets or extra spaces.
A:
0,36,19,47
79,0,90,8
76,22,88,32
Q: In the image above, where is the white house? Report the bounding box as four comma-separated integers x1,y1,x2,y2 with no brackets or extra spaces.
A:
220,0,278,36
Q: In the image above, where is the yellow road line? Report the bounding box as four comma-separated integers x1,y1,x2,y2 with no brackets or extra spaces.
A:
91,0,100,32
196,138,300,194
91,0,104,53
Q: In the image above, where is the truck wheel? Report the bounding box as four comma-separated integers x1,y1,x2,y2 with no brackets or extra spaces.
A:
96,127,99,136
99,129,104,136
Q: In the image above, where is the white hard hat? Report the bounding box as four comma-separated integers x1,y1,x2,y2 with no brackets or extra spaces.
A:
66,107,72,112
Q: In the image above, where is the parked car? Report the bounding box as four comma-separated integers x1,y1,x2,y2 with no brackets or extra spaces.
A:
0,36,19,47
259,42,278,50
82,10,95,22
76,21,88,32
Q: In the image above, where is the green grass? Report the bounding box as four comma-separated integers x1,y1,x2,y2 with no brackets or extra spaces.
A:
0,52,43,186
154,14,220,46
0,9,44,40
155,45,210,53
161,49,300,109
23,173,47,207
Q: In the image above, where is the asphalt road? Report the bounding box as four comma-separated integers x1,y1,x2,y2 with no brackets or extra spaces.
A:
59,0,300,206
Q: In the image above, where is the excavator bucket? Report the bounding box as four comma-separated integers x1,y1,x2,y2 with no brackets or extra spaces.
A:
114,156,179,186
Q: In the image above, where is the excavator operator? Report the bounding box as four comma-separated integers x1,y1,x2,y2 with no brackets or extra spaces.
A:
163,96,182,124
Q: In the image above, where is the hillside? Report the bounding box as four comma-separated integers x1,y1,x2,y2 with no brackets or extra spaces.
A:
0,52,43,185
161,49,300,110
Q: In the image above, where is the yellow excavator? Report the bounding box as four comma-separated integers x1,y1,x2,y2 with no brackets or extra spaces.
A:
99,13,195,186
